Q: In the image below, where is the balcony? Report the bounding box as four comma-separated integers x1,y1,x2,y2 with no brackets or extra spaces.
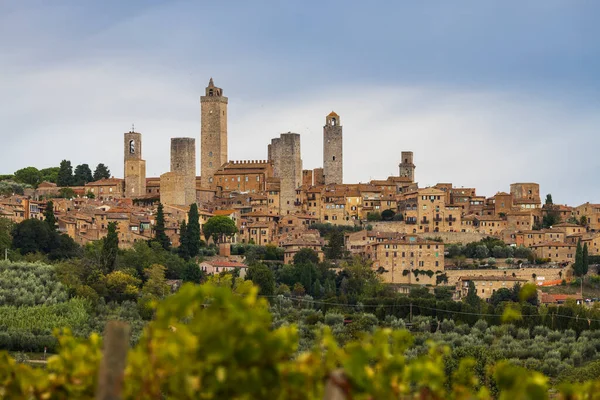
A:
421,219,430,224
433,217,442,222
446,217,457,222
406,220,417,225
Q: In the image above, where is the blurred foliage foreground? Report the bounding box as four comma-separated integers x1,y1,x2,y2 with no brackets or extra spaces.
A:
1,283,600,399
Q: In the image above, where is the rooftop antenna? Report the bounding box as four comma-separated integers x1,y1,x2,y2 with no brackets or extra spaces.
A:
131,123,135,133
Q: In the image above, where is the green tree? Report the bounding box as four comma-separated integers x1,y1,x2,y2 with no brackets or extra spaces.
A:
86,190,95,199
489,287,513,306
142,264,170,298
465,281,480,308
178,220,190,260
580,216,588,228
186,203,201,257
293,248,320,265
101,222,119,273
73,164,93,186
574,240,584,277
93,163,111,181
154,203,170,251
182,261,203,284
367,212,382,222
105,270,140,302
249,264,275,296
12,219,53,255
13,167,41,187
202,215,238,244
44,201,57,231
325,230,344,260
39,167,60,183
545,194,553,205
58,187,75,198
583,242,589,276
57,160,73,187
0,218,13,254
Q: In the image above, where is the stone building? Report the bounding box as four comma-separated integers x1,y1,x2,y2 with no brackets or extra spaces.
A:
85,178,124,201
313,168,325,186
398,151,415,182
510,183,541,209
369,237,444,285
213,160,274,196
455,276,527,301
200,78,228,188
323,111,343,185
269,133,302,215
124,128,146,198
160,138,196,206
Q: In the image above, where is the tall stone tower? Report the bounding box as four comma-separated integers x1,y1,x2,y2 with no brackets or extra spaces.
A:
160,138,196,206
269,133,302,215
399,151,415,182
200,78,228,188
124,128,146,198
323,111,343,185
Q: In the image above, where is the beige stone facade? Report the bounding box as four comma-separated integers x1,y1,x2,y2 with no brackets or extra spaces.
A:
323,111,343,185
269,133,302,215
455,276,527,301
200,78,228,188
124,130,146,198
160,138,196,206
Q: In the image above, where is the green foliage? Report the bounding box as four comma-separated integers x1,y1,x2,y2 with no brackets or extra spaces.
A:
13,166,41,187
141,264,169,298
11,218,79,260
182,261,203,284
40,167,60,183
186,203,202,257
583,242,589,276
153,203,170,251
92,163,110,181
465,281,480,308
44,200,57,231
0,261,68,306
249,264,275,296
178,220,190,260
0,180,27,196
57,159,73,187
324,229,345,260
73,164,94,186
293,248,320,266
86,190,95,199
202,215,238,244
381,208,395,221
366,211,382,221
58,187,75,198
574,240,585,277
101,222,119,273
105,271,141,303
0,218,12,253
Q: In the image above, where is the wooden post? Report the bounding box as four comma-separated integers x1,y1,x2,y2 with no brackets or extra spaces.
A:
323,369,349,400
96,321,130,400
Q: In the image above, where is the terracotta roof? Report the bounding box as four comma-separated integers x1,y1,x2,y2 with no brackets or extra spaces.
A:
458,276,526,282
204,260,247,268
530,241,575,248
213,209,236,216
85,178,124,186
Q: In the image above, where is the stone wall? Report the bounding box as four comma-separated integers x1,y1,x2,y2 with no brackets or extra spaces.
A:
444,266,571,286
399,151,415,181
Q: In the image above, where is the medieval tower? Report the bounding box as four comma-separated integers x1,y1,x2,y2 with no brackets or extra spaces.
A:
124,128,146,198
200,78,228,188
399,151,415,182
160,138,196,206
323,111,343,185
269,133,302,215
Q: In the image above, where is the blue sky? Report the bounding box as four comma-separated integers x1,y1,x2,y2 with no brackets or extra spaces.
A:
1,1,599,204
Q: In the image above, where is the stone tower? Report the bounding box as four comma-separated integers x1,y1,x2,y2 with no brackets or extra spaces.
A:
323,111,343,185
269,133,302,215
200,78,228,188
124,128,146,198
160,138,196,206
399,151,415,182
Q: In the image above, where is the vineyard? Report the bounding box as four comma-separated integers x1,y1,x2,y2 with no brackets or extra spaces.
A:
1,283,600,399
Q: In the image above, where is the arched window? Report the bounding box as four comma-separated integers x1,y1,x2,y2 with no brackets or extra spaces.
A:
209,89,214,96
331,117,336,126
332,156,336,161
129,140,135,154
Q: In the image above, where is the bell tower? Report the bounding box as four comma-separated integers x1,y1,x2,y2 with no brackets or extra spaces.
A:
399,151,415,182
323,111,343,185
200,78,228,188
124,126,146,197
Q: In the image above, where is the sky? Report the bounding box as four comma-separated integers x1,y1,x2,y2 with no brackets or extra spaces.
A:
1,1,599,205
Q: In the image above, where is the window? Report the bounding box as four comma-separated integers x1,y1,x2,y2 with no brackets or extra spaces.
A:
209,151,213,157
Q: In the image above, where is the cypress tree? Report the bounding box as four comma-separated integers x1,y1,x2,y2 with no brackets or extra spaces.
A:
583,242,589,276
57,160,73,187
186,203,201,258
179,220,190,260
154,203,170,251
44,201,57,231
574,240,584,277
101,222,119,273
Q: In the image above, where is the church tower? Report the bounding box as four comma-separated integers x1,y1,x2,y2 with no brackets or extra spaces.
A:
323,111,343,185
200,78,228,188
399,151,415,182
124,127,146,197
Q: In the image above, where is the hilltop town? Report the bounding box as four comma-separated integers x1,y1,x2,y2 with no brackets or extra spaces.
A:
2,78,599,302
